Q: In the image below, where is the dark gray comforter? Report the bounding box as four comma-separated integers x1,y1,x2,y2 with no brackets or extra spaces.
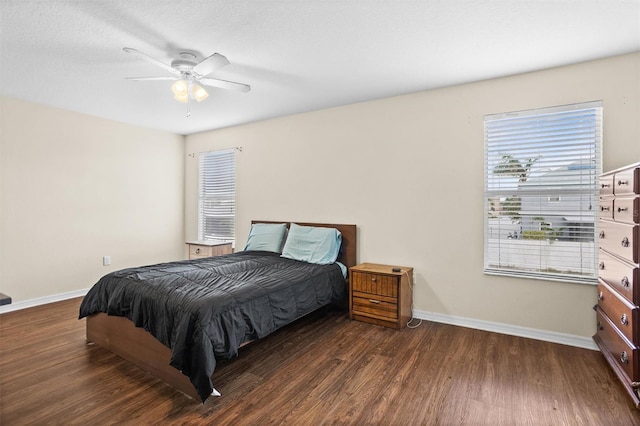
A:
78,250,346,402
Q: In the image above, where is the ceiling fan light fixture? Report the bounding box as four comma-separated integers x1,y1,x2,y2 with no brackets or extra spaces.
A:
174,92,189,103
192,84,209,102
171,79,188,96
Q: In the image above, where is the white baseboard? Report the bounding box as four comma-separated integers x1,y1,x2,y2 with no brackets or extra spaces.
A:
0,290,598,351
413,309,598,351
0,288,89,314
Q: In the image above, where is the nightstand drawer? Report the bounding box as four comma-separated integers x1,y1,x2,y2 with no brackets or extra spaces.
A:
351,271,398,298
186,241,233,259
352,296,397,319
189,245,213,258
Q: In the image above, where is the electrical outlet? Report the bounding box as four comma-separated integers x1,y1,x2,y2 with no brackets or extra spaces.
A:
103,256,111,266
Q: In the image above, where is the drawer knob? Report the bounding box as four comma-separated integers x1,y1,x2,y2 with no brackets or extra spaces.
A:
598,291,604,301
195,248,201,254
618,179,629,186
621,237,630,248
599,261,605,270
371,277,377,282
601,183,611,188
599,231,605,239
617,207,628,213
622,276,630,288
621,313,629,326
621,351,629,364
600,206,610,212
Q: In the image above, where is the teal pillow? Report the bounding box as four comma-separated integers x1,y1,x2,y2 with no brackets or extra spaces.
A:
281,223,342,264
244,223,288,253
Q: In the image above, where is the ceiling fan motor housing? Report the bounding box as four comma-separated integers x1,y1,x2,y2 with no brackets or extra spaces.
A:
171,52,199,71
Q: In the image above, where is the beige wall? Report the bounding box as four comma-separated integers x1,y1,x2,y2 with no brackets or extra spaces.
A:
185,53,640,339
0,97,185,302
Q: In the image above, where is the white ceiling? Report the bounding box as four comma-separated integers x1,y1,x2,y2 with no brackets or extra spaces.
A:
1,1,639,135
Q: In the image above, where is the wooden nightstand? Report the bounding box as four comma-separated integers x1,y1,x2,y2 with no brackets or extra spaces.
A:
348,263,414,329
186,240,233,259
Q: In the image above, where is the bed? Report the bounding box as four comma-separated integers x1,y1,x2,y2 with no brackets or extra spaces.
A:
79,221,357,403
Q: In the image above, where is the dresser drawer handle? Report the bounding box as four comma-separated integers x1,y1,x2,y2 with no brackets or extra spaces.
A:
621,313,629,326
622,276,630,288
368,299,381,304
601,183,611,188
621,351,629,364
598,291,604,301
618,179,629,187
371,277,377,282
600,206,610,212
599,261,605,270
621,237,630,248
599,231,605,239
617,207,629,213
195,248,201,254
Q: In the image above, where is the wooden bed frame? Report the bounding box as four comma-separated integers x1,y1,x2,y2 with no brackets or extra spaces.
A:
85,221,357,402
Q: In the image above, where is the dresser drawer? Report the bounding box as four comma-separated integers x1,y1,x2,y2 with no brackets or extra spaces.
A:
595,308,640,382
614,196,640,224
614,167,640,196
599,250,640,304
599,220,639,264
597,279,639,344
599,198,614,220
350,271,399,298
352,296,398,320
600,174,615,197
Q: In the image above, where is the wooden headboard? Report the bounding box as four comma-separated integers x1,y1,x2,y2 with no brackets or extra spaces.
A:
251,221,357,269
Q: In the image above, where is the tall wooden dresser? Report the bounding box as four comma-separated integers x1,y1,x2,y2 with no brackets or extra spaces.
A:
593,161,640,406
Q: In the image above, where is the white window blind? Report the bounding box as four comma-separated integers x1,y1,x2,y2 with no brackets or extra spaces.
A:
198,149,235,242
484,101,602,283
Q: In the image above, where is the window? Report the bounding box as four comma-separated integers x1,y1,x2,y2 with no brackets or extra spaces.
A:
484,101,602,283
198,149,235,242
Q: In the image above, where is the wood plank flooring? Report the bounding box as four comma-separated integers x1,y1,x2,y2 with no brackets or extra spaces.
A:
1,297,639,425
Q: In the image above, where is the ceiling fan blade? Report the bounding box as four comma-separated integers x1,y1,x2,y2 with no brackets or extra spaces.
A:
123,47,180,75
192,53,230,76
200,77,251,93
125,76,178,81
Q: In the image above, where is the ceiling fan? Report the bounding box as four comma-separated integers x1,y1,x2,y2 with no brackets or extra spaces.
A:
123,47,250,111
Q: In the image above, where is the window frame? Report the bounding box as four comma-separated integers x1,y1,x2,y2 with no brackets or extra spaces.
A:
197,148,236,244
483,101,602,284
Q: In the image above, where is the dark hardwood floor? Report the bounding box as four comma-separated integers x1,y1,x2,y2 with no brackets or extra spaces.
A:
1,298,639,425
